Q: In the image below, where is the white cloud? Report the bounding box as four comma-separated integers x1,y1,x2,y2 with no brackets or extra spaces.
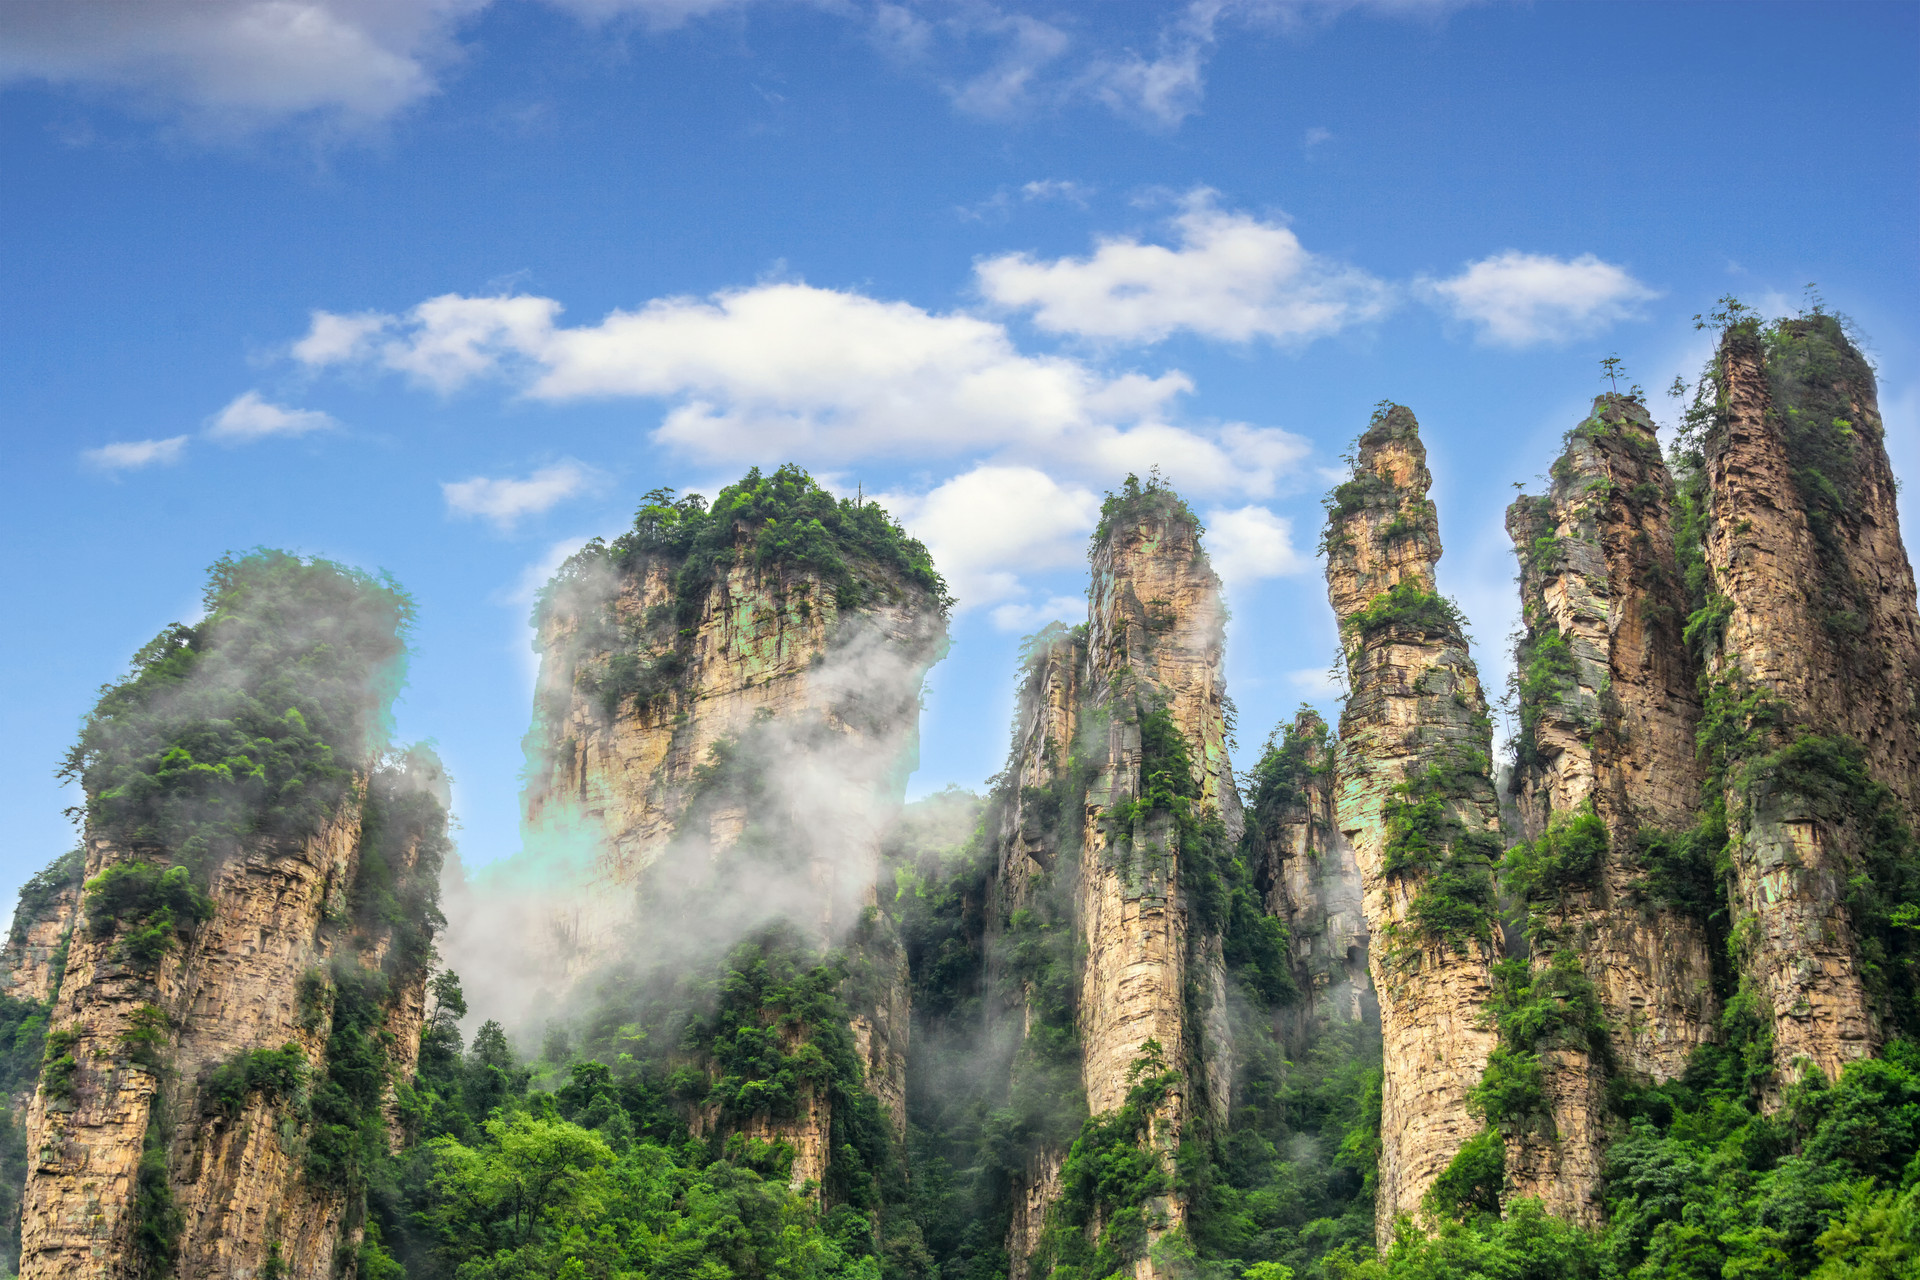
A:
443,460,603,529
877,465,1102,610
205,390,336,441
1203,504,1309,586
291,309,389,364
292,281,1311,498
82,435,190,471
976,189,1390,344
1287,665,1342,697
0,0,484,130
991,594,1085,633
1021,178,1094,206
1425,251,1660,347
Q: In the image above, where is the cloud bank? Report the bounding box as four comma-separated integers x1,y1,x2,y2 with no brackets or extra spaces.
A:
1425,251,1660,347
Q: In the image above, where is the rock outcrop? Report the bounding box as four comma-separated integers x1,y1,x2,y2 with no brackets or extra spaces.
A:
2,851,84,1007
989,476,1241,1279
20,759,446,1280
502,470,948,1189
1503,394,1719,1224
1243,710,1372,1048
1696,316,1920,1084
1322,405,1502,1239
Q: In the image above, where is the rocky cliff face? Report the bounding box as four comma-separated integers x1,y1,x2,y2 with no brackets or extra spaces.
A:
1322,406,1502,1239
504,472,948,1190
1502,394,1719,1224
2,852,83,1008
20,759,445,1280
1695,316,1920,1085
987,478,1241,1278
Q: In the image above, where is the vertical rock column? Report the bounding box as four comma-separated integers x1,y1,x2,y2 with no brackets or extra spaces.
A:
1701,318,1920,1082
992,624,1084,1280
1323,406,1501,1239
1503,394,1718,1224
1245,710,1372,1048
507,487,949,1190
1077,490,1239,1139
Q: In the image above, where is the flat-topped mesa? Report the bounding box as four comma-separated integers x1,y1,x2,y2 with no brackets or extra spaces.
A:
511,466,948,1188
990,474,1240,1280
1694,315,1920,1086
1501,394,1718,1225
20,553,444,1280
1323,405,1502,1240
1243,709,1371,1047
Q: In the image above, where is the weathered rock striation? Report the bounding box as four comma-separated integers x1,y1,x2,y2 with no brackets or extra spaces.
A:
503,470,949,1189
988,477,1242,1279
2,851,84,1008
1693,315,1920,1085
1243,710,1372,1049
1502,394,1719,1224
1323,405,1502,1239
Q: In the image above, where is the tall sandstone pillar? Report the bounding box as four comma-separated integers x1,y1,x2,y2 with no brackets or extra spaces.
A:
1323,406,1501,1239
504,474,948,1186
993,478,1239,1280
1702,317,1920,1084
1503,394,1719,1224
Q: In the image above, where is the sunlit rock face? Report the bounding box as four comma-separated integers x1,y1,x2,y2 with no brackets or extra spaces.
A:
990,479,1241,1280
1322,406,1502,1243
1697,319,1920,1089
497,477,948,1190
1503,395,1717,1225
20,761,446,1280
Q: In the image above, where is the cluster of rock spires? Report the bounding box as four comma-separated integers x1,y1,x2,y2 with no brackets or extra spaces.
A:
2,312,1915,1276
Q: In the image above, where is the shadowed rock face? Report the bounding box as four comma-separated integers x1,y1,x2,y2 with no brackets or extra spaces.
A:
1699,318,1920,1087
992,480,1240,1280
1244,709,1373,1050
1503,395,1719,1225
20,761,445,1280
504,519,947,1191
1322,405,1502,1242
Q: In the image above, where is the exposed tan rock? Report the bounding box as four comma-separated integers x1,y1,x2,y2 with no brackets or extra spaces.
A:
507,521,947,1191
1700,320,1920,1084
1502,395,1720,1223
1323,406,1501,1241
989,483,1240,1279
20,775,435,1280
2,853,83,1006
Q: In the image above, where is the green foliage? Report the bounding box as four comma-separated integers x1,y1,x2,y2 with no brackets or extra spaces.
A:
1510,629,1579,771
202,1043,307,1117
307,960,397,1193
40,1028,80,1102
1503,807,1608,915
1425,1129,1505,1221
8,847,84,951
547,465,947,721
1341,582,1466,647
1038,1043,1180,1280
1471,953,1609,1132
1376,753,1500,960
120,1004,172,1073
82,861,214,969
1095,471,1201,547
1337,1198,1610,1280
134,1101,182,1277
61,550,414,866
353,748,454,980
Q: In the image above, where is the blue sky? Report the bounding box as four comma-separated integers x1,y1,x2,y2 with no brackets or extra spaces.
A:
3,0,1916,893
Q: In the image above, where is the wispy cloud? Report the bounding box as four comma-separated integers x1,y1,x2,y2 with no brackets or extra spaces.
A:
1424,251,1660,347
976,188,1390,344
293,281,1312,499
82,435,190,472
443,460,604,530
1203,504,1310,587
206,390,336,441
